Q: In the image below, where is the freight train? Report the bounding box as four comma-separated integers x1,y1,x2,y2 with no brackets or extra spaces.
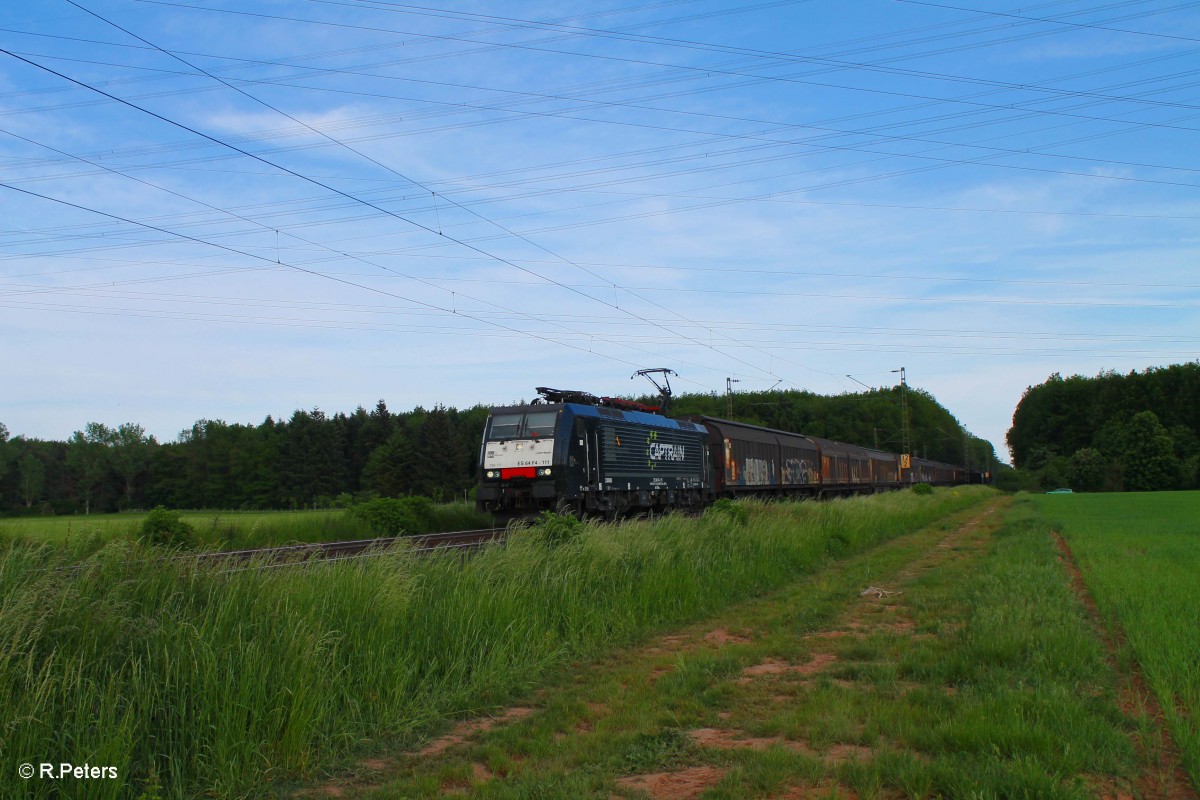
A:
476,387,970,520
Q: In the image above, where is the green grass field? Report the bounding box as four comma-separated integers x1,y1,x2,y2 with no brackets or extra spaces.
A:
1,487,992,799
0,502,489,551
1034,490,1200,790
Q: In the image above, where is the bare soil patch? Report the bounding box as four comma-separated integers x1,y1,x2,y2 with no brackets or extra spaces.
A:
739,652,838,682
646,633,689,654
616,765,726,799
704,627,752,646
418,706,534,757
690,727,815,755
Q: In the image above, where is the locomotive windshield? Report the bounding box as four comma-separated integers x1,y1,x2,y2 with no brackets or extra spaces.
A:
489,413,522,439
525,411,557,438
487,410,559,440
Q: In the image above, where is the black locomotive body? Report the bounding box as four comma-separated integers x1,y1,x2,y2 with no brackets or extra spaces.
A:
476,389,969,519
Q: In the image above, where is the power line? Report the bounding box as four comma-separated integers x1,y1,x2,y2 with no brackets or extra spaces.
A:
898,0,1200,45
1,43,786,388
22,1,841,387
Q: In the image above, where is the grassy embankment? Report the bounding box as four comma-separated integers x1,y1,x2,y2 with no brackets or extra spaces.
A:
1,487,989,799
1035,490,1200,789
335,494,1151,799
0,501,489,551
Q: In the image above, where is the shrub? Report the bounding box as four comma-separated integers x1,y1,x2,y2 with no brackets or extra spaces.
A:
347,497,436,536
706,498,749,525
139,507,195,548
531,510,585,546
911,483,934,496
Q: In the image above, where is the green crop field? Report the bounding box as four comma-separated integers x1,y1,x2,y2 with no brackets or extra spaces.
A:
1033,490,1200,789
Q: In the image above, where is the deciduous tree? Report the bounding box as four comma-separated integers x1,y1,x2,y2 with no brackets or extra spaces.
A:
18,453,45,509
1122,411,1178,492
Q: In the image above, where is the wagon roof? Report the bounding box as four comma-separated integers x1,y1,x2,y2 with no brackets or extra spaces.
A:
693,415,817,446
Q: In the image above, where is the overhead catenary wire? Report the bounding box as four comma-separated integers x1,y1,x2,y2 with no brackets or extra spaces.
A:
3,27,804,388
0,178,709,381
0,124,739,386
17,0,838,387
4,0,1195,438
4,0,1195,221
137,0,1200,121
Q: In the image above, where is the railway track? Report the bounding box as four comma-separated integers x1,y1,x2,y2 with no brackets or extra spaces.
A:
192,527,509,568
47,527,510,576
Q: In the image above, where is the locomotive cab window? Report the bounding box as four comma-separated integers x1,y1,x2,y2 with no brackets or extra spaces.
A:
525,411,558,438
488,414,523,439
488,411,559,440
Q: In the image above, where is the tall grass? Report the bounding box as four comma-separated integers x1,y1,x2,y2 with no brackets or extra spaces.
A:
0,502,491,554
1036,491,1200,789
1,487,991,799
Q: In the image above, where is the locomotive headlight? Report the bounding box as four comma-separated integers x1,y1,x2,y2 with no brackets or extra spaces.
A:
538,467,552,476
486,470,497,479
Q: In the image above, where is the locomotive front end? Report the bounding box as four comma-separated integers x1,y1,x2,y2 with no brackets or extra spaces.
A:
476,405,565,517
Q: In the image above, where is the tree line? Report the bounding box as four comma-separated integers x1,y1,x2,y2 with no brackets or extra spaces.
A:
1006,362,1200,492
0,386,996,516
0,402,488,515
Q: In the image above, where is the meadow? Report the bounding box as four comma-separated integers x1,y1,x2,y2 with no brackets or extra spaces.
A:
328,493,1152,799
1034,490,1200,790
0,487,991,799
0,501,490,552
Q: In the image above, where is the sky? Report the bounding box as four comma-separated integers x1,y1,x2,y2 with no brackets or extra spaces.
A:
2,0,1198,461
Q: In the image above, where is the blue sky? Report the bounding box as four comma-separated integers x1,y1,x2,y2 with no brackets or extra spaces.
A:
2,0,1198,460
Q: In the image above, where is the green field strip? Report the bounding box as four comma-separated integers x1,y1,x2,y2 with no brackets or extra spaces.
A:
1036,491,1200,796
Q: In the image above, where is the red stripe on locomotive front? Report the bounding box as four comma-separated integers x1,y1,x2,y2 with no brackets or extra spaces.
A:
500,467,537,479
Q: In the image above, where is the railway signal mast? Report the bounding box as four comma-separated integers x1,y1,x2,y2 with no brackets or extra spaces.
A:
893,367,911,469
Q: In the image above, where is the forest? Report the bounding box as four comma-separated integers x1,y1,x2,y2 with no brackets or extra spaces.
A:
0,386,997,516
1006,362,1200,492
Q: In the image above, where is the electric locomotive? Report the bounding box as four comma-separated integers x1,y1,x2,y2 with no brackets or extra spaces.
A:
475,388,711,519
